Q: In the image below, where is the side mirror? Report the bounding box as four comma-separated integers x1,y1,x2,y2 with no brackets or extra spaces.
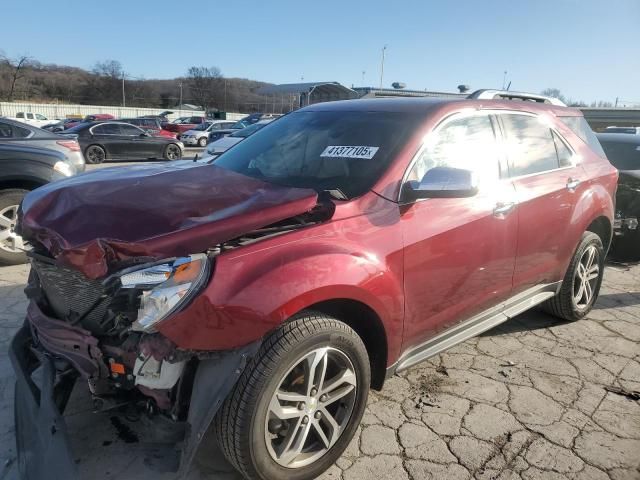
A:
402,166,478,202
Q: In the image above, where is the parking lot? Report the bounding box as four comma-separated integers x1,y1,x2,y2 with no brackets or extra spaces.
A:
0,157,638,480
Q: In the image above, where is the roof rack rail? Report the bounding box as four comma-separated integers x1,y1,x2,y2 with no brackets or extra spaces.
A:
467,89,567,107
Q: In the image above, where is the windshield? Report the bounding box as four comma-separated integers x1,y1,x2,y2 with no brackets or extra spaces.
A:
214,110,423,198
173,117,189,124
230,123,267,138
231,120,249,129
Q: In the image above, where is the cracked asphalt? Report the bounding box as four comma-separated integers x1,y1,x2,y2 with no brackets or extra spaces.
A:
1,259,639,479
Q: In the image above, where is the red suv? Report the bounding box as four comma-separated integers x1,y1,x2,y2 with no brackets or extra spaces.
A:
11,92,617,480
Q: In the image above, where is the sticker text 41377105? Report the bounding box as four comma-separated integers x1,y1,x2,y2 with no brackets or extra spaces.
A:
320,145,379,159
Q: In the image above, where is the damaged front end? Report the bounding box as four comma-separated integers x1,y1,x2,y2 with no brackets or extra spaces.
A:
11,252,260,480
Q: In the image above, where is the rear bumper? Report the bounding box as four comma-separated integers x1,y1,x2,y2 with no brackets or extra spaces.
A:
9,325,79,480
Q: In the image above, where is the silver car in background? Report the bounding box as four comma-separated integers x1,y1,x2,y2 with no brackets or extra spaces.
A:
0,118,85,172
179,120,237,147
203,120,273,159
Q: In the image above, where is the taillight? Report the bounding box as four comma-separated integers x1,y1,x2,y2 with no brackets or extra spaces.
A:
56,140,80,152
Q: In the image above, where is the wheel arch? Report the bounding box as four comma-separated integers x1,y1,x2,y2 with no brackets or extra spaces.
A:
303,299,388,390
585,215,612,253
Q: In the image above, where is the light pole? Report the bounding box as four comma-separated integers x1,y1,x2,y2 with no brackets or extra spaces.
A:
122,71,126,107
502,71,507,90
178,82,183,115
379,45,387,90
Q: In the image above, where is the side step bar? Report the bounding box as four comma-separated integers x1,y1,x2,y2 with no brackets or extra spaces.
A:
389,282,561,376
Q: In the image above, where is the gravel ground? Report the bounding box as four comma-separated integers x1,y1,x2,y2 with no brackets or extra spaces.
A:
0,160,638,479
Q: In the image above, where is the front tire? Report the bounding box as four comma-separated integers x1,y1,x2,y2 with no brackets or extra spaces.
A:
198,136,208,147
214,312,370,480
0,189,29,265
163,143,182,160
543,231,605,321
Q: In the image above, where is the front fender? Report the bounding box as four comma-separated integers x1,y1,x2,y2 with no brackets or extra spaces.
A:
159,242,404,359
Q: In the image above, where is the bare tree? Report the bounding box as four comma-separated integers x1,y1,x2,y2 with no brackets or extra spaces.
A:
186,66,223,110
540,88,567,104
87,60,124,105
4,55,31,101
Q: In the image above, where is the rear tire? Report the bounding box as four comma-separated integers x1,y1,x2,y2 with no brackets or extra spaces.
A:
84,145,106,164
543,231,605,321
214,312,370,480
0,189,29,265
164,143,182,160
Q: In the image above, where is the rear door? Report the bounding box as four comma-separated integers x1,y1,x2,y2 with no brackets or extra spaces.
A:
400,111,518,349
497,112,584,292
89,123,129,159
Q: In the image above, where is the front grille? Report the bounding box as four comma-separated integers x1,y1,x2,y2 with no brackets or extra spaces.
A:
32,260,113,334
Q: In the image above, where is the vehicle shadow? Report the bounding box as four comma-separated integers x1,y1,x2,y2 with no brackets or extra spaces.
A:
480,308,570,337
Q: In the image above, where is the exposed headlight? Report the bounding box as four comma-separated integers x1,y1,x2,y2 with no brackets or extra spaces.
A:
53,161,76,177
120,254,210,332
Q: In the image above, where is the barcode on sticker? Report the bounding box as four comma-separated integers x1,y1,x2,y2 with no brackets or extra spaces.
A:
320,145,379,159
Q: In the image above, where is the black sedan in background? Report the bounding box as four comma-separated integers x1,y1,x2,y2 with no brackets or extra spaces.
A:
597,133,640,261
63,121,184,164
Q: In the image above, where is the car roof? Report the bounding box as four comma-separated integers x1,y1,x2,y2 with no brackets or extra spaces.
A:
299,97,581,116
596,132,640,144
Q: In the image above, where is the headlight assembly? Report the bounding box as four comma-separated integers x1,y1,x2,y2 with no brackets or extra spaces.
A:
119,253,210,332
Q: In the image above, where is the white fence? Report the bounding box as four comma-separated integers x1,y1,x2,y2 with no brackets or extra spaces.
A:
0,102,246,122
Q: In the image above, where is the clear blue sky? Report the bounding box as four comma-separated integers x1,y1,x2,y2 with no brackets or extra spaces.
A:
3,0,639,104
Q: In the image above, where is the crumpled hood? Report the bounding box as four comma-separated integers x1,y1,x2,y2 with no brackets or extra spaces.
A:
19,162,318,279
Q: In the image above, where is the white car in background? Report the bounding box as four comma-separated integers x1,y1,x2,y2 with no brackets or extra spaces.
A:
203,120,273,158
10,112,52,127
179,120,237,147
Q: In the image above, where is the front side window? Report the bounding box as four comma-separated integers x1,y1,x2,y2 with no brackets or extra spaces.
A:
500,114,559,177
120,124,143,136
214,110,424,199
407,114,501,189
36,114,47,120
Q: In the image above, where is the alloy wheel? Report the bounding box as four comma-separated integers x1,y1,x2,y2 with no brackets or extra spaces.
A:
572,245,599,309
166,144,181,160
0,205,25,253
265,347,357,469
86,146,105,163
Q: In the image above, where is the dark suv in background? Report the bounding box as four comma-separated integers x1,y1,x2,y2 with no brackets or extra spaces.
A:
12,91,617,480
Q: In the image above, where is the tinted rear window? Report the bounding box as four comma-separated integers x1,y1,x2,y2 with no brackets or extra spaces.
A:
599,141,640,170
559,116,606,158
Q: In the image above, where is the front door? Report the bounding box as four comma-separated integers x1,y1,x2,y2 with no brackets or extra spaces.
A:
496,112,584,293
400,112,518,351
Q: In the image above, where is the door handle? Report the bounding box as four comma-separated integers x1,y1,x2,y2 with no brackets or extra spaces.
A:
567,178,581,191
493,202,517,216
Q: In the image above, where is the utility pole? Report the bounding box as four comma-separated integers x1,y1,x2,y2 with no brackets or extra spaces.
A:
122,71,126,107
178,82,183,114
502,71,507,90
615,97,619,108
362,70,366,86
379,45,387,90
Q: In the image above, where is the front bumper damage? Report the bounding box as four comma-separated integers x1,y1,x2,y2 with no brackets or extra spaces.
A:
10,307,259,480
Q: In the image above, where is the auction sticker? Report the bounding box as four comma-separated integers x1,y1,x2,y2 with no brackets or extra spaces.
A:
320,145,379,159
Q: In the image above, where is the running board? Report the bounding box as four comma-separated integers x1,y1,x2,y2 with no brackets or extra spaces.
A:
390,282,561,375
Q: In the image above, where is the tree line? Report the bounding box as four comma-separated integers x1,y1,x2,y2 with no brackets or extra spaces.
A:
0,54,285,113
